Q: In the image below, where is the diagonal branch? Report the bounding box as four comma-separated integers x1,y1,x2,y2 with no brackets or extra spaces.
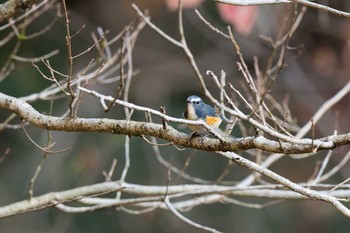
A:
220,151,350,218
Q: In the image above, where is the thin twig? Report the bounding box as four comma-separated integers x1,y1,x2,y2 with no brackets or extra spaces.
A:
164,196,222,233
62,0,76,117
104,158,118,182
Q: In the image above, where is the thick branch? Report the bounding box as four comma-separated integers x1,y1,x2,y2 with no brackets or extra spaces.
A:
0,0,37,22
1,180,350,218
1,92,350,153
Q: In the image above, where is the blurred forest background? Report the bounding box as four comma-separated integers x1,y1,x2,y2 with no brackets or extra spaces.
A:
1,0,350,232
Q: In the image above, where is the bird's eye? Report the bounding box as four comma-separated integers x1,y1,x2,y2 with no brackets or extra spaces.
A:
194,101,200,105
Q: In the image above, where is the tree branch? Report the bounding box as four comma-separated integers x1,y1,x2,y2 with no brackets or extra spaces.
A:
1,92,350,154
0,181,123,218
1,180,350,218
214,0,350,18
0,0,37,23
220,152,350,218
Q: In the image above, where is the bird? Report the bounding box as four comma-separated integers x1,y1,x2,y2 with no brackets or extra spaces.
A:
183,95,222,136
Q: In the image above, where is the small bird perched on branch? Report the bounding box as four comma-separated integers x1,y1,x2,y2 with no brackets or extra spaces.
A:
183,95,222,136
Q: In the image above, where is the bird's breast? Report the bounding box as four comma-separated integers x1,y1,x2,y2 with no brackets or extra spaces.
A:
185,103,198,120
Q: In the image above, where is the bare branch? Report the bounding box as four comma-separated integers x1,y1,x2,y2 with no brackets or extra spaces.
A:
297,81,350,138
10,49,59,62
132,4,184,48
0,0,37,23
214,0,350,17
214,0,290,5
164,196,222,233
2,92,350,154
1,180,350,218
220,151,350,217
